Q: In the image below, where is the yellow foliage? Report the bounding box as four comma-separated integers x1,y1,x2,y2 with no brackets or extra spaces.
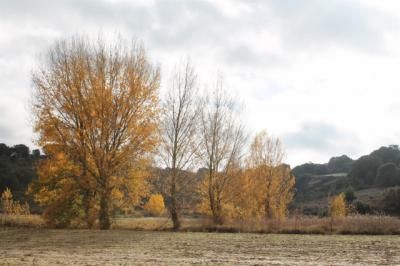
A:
329,193,347,218
144,194,165,216
196,130,295,223
31,36,160,229
1,188,30,215
1,188,13,214
240,131,295,220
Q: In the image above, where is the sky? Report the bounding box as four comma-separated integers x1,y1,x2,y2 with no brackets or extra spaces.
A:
1,0,400,167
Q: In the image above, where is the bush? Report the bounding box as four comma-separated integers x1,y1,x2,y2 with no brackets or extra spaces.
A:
344,186,356,203
354,201,374,215
1,187,30,215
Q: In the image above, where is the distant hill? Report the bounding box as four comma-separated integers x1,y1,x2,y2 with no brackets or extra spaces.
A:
292,145,400,215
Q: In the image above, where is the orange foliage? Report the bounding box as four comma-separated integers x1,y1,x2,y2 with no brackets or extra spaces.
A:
31,36,159,229
144,194,165,216
329,193,347,218
1,188,30,215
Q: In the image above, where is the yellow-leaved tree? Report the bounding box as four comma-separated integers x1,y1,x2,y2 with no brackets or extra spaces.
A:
144,194,165,216
244,131,295,220
329,193,347,218
31,36,159,229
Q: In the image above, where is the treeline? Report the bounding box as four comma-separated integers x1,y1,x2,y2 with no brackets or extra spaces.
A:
293,155,353,177
350,145,400,188
0,144,41,204
11,36,295,229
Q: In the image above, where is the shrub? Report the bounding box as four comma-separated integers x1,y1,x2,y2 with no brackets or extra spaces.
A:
354,201,373,215
1,187,30,215
344,186,356,203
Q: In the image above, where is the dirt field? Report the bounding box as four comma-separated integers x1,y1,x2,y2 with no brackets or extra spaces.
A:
1,228,399,265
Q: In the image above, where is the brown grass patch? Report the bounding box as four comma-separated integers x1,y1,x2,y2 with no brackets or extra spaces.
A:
2,214,400,235
0,214,45,228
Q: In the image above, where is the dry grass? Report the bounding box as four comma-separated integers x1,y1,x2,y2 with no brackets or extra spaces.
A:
112,215,400,235
214,215,400,235
2,214,400,235
0,214,44,228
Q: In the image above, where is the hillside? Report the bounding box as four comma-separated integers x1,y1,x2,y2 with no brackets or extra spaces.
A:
292,146,400,215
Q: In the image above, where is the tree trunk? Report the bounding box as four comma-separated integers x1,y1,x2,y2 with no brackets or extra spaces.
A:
212,204,224,225
99,189,111,230
170,186,181,229
170,203,181,230
211,195,224,225
82,188,95,229
265,199,271,219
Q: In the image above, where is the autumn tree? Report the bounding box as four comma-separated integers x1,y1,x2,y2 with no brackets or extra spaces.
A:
144,194,165,216
246,131,295,220
29,149,90,228
197,79,246,224
32,36,159,229
329,193,346,218
158,61,200,229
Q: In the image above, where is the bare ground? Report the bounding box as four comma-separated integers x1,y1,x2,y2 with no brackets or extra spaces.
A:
0,228,399,265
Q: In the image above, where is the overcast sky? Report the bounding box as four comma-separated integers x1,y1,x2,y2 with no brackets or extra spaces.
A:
1,0,400,166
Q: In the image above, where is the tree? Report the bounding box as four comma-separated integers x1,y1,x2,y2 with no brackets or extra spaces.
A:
349,146,400,188
349,155,380,187
13,145,30,158
329,193,346,218
158,61,200,229
375,163,400,187
32,36,160,229
246,131,295,219
197,79,245,224
144,194,165,216
327,155,353,173
344,186,356,204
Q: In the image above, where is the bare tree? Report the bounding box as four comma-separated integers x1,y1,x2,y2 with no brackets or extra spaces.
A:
158,61,201,229
198,78,246,224
32,36,160,229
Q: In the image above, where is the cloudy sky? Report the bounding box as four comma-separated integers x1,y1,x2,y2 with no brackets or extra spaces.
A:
1,0,400,166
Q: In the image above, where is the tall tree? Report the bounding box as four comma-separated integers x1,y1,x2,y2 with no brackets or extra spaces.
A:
247,131,295,219
197,79,245,224
32,36,160,229
158,61,200,229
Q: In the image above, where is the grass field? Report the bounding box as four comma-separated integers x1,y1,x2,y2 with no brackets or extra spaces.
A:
1,228,400,265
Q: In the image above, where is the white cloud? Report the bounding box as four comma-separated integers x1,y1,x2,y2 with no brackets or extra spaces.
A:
0,0,400,166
